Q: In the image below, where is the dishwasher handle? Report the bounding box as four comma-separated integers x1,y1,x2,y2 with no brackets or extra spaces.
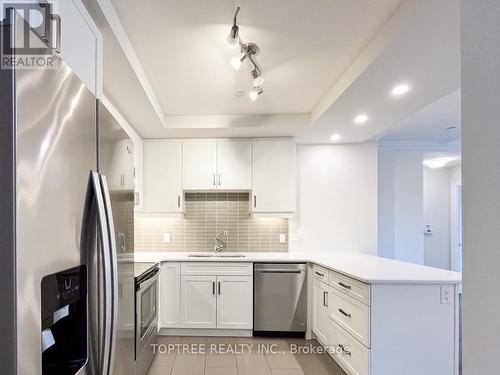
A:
257,270,304,274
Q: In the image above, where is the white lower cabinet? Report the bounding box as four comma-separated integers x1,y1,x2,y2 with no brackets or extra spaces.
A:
331,321,369,375
160,263,181,327
180,275,217,328
312,278,332,346
216,276,253,329
161,262,253,332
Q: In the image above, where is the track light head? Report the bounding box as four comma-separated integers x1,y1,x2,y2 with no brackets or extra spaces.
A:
230,52,247,71
251,69,264,87
227,25,240,48
249,87,263,101
227,6,241,48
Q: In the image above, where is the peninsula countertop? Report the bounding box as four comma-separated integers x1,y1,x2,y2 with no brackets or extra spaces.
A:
134,251,462,285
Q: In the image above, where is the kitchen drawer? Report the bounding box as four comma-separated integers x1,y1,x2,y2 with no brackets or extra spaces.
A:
330,288,370,347
330,271,370,305
331,321,370,375
312,264,329,283
180,262,253,276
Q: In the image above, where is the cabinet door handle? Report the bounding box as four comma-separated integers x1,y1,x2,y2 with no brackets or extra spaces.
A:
177,195,181,208
218,282,221,295
253,195,257,208
212,281,216,295
338,281,352,290
323,291,328,307
338,344,351,355
338,308,351,318
218,174,221,186
213,174,216,186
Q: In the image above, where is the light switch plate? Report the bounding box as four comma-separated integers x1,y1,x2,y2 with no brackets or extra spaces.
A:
440,286,452,304
163,233,171,243
279,233,286,243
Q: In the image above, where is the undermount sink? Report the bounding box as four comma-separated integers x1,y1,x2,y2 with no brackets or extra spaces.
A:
188,253,246,258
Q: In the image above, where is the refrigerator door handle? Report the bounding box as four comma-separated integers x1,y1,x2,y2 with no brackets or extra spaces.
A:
89,172,113,375
99,174,119,375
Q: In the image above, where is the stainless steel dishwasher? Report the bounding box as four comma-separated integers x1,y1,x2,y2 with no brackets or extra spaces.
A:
254,263,307,335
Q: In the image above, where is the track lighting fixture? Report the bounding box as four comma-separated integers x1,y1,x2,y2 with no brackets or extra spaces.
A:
226,6,265,101
249,87,264,102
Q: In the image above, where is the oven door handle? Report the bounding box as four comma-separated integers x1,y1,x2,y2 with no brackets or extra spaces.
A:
137,273,159,292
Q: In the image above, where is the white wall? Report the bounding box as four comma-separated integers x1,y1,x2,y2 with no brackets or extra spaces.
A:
423,167,451,269
289,144,377,254
462,1,500,372
449,165,462,272
378,150,424,263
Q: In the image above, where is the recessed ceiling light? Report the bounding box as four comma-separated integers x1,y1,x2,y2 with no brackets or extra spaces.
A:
354,114,368,124
391,83,411,97
330,133,341,141
423,157,454,169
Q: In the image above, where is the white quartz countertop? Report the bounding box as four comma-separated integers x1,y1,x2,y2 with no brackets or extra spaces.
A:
134,251,462,284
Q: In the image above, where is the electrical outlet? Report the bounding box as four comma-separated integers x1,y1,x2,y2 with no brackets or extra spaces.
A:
279,233,286,243
440,286,452,304
163,233,171,243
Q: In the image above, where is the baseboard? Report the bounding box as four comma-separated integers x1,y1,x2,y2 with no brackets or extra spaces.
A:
159,328,253,337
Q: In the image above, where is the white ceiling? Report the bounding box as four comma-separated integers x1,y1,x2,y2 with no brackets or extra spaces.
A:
378,89,461,143
111,0,402,116
296,0,460,143
95,0,461,142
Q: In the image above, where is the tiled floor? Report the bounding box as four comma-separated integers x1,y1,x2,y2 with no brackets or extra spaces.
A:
147,336,346,375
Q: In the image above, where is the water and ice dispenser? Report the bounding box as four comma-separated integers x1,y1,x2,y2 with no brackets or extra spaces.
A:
41,265,87,375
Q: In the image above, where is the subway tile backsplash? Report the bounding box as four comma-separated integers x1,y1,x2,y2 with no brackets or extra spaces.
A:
135,192,288,252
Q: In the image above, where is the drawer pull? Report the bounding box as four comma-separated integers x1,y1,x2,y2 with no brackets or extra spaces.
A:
338,308,351,318
338,281,352,290
315,271,325,277
323,291,328,307
338,344,351,355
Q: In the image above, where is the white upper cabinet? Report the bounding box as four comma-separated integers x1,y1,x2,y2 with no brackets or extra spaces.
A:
217,140,252,190
121,139,135,190
143,140,183,213
105,139,134,192
183,140,252,190
183,140,217,190
252,139,296,213
53,0,102,96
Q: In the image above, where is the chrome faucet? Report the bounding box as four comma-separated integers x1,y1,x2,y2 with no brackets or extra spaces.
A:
214,231,228,254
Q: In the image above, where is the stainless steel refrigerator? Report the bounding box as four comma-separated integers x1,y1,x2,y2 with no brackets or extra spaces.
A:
0,10,135,375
